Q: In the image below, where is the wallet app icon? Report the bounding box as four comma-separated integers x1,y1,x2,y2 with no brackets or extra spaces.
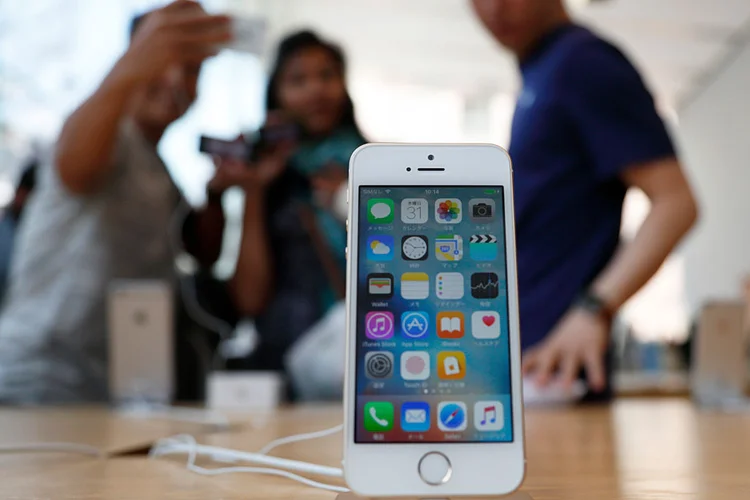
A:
400,401,430,432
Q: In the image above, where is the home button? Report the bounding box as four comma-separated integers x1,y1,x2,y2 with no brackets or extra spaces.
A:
418,452,452,485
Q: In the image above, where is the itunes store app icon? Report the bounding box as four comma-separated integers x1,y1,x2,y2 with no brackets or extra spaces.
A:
401,351,430,380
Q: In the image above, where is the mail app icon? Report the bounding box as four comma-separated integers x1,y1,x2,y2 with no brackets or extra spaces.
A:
405,409,426,423
401,402,430,432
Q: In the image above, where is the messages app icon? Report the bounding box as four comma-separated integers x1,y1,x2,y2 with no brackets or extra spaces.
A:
401,402,430,432
368,199,394,224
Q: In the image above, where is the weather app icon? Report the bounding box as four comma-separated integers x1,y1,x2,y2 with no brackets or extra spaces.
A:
367,235,394,261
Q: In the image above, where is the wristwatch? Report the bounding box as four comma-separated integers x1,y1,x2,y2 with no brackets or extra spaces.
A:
575,290,616,324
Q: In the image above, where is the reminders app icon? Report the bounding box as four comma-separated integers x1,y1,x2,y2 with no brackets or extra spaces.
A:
368,273,393,299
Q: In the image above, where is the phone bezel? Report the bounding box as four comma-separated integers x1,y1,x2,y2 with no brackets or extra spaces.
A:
343,143,525,497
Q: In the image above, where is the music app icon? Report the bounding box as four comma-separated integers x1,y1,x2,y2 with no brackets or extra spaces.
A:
365,311,394,340
473,401,504,431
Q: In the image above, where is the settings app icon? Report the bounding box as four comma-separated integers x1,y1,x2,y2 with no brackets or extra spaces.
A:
365,351,394,379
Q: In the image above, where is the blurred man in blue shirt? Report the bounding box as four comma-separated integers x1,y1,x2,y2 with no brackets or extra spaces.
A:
471,0,698,395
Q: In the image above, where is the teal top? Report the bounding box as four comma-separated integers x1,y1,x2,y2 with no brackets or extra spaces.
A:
288,127,365,310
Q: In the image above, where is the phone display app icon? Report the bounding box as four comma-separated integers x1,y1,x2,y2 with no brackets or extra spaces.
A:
472,311,500,339
401,235,429,261
401,311,429,339
474,401,504,431
401,198,429,224
436,272,464,300
435,234,463,261
469,198,496,222
471,272,499,299
437,311,464,339
438,402,467,432
469,234,498,261
401,402,431,432
364,402,394,432
435,198,462,224
365,351,394,379
368,198,394,224
367,235,394,261
401,351,430,380
437,351,466,379
401,272,429,300
365,311,394,340
367,273,394,299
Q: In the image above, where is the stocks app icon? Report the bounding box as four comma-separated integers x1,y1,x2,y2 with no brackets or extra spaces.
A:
365,351,394,379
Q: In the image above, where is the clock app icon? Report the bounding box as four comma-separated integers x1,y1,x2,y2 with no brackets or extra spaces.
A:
401,235,429,261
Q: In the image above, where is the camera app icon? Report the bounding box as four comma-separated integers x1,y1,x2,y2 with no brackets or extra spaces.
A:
470,198,496,222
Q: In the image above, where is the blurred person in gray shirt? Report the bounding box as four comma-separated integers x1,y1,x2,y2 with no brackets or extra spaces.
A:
0,1,240,404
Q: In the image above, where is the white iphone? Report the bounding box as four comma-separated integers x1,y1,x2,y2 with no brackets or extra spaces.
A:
343,144,525,497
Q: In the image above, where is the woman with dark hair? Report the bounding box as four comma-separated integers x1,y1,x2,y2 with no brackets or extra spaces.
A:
222,30,365,384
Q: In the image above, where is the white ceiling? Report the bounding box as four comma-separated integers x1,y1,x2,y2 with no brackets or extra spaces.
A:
234,0,750,109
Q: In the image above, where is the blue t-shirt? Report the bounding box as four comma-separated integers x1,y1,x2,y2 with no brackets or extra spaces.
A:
510,25,675,350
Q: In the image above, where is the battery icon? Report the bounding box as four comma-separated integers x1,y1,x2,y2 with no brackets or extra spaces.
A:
483,189,496,195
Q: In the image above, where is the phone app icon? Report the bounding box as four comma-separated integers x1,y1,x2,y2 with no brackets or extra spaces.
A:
367,235,394,261
364,402,394,432
472,311,500,339
437,351,466,379
469,198,496,222
368,198,394,224
401,402,431,432
474,401,504,431
401,311,429,339
401,198,429,224
365,351,394,379
435,234,463,261
436,272,464,300
367,273,394,299
438,402,467,432
435,198,462,224
471,272,499,299
437,311,464,338
401,272,429,300
401,235,429,261
469,234,498,261
365,311,394,340
401,351,430,380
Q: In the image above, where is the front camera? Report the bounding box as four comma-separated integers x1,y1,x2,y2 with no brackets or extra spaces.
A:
406,167,412,172
427,154,435,161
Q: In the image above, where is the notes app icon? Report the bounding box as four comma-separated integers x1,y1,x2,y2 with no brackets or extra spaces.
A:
437,312,464,339
401,273,429,300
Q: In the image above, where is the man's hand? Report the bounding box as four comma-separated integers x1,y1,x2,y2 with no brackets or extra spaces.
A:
522,309,609,392
109,1,231,90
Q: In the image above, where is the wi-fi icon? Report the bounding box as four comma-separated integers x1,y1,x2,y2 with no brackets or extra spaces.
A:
385,189,391,194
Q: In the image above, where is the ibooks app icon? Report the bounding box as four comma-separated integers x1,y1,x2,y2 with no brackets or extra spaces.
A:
437,311,464,339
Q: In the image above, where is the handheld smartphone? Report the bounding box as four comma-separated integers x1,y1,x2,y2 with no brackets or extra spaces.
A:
199,136,252,162
343,144,525,497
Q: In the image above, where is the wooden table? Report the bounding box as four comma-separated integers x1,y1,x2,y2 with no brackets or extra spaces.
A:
0,399,749,499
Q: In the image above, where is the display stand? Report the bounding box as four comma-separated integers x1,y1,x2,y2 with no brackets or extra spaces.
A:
336,492,533,500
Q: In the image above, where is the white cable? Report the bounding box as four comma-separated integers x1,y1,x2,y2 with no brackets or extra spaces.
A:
150,434,349,493
169,199,235,370
0,442,103,457
258,424,343,455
